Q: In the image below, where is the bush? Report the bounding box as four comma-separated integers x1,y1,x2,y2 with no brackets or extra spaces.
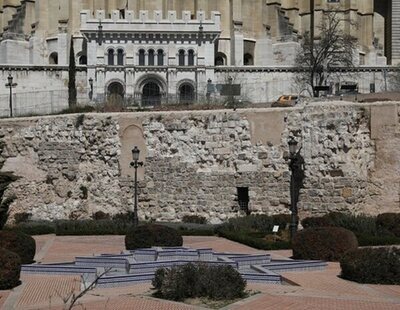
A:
292,227,358,261
376,213,400,237
125,224,183,250
220,214,291,235
55,219,132,236
0,248,21,290
152,263,246,301
182,215,207,224
91,211,110,221
159,222,216,236
0,231,36,264
5,221,55,235
301,216,333,228
340,247,400,285
218,229,291,250
58,105,95,115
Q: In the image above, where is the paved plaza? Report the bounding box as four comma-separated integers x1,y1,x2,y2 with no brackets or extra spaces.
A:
1,235,399,310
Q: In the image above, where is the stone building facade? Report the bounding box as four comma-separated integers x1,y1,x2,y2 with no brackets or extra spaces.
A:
0,102,399,223
0,0,399,115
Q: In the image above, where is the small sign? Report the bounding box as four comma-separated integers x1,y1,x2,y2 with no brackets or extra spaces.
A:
272,225,280,233
220,84,241,96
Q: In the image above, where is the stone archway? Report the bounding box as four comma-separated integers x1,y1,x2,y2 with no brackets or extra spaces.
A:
142,82,161,106
107,81,125,106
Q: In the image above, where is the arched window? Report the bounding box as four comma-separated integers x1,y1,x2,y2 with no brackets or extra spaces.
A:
79,55,87,65
178,49,185,66
138,49,145,66
244,53,254,66
148,49,155,66
49,52,58,65
215,52,227,66
157,49,164,66
117,49,124,65
108,49,115,65
188,50,195,66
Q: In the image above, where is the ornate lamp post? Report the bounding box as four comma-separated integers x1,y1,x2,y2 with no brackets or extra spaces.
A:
131,146,143,226
88,77,93,100
5,74,17,118
288,136,299,240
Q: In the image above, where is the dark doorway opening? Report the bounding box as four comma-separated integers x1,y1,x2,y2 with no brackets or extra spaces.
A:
142,82,161,106
179,84,195,104
237,187,250,215
107,82,125,106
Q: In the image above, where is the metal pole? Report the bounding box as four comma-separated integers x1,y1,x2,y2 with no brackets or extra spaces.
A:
9,84,13,118
289,158,297,240
133,160,139,226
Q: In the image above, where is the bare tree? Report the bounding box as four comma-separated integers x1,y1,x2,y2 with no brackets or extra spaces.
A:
295,12,358,97
56,268,111,310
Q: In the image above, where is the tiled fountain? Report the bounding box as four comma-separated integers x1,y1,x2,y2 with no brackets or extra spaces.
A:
22,247,327,288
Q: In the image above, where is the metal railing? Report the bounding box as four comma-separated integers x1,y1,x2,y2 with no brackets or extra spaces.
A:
0,89,90,118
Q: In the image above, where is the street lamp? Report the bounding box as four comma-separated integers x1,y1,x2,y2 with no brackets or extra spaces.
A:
88,77,93,100
288,136,299,240
5,74,17,118
130,146,144,226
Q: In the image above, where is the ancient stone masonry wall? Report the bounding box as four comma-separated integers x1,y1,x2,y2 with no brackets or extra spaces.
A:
289,105,376,217
140,113,290,223
0,102,398,224
0,115,122,222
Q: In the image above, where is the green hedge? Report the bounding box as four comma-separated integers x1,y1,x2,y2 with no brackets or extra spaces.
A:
376,213,400,237
340,247,400,285
292,227,358,261
0,248,21,290
0,231,36,264
218,229,291,250
55,219,133,235
125,224,183,250
301,212,400,246
5,221,55,235
153,263,246,301
220,214,291,234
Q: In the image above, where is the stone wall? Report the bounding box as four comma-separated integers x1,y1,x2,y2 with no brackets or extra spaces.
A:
0,101,399,224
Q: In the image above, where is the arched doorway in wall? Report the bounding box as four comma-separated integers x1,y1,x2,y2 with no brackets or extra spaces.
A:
142,82,161,106
107,81,125,106
179,83,195,104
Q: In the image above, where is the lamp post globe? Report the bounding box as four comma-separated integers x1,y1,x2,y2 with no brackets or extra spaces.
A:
132,146,140,161
288,136,298,157
7,74,13,85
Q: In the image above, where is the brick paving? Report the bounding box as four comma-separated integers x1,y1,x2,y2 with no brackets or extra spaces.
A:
0,235,398,310
0,291,9,309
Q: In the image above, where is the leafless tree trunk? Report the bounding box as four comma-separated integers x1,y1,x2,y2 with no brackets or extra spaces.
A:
295,11,358,97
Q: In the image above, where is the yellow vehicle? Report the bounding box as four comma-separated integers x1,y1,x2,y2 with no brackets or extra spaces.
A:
272,95,299,107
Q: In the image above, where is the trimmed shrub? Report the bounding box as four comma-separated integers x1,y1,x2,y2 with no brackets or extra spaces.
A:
220,214,291,234
152,263,246,301
0,248,21,290
91,211,110,221
218,229,291,250
125,224,183,250
340,247,400,285
0,231,36,264
182,215,207,225
376,213,400,237
292,227,358,261
301,216,333,228
5,221,55,235
160,222,216,236
55,219,133,236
